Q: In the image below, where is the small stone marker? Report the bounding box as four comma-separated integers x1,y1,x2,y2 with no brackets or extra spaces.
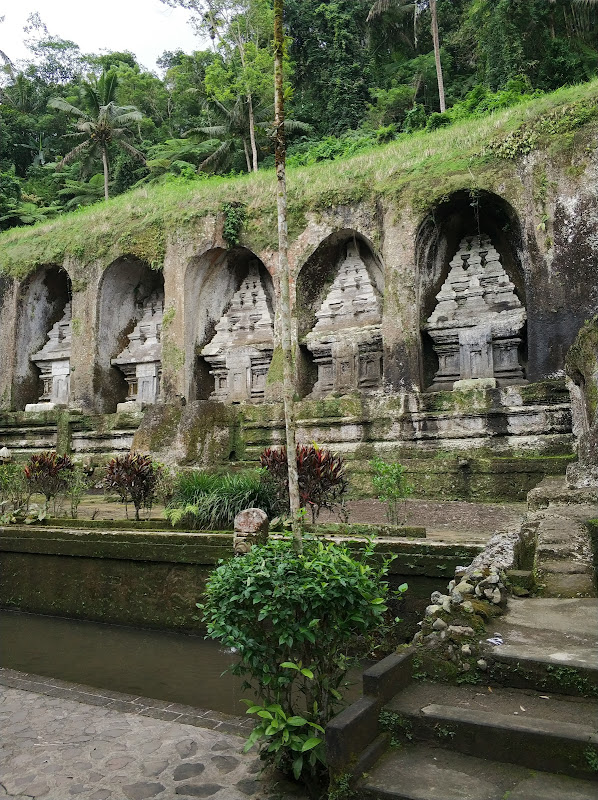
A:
233,508,269,555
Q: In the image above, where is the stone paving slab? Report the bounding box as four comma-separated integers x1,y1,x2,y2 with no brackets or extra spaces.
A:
0,672,306,800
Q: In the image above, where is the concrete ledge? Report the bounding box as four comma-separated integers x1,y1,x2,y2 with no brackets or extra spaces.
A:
326,695,382,775
0,667,252,735
362,648,414,701
326,648,415,775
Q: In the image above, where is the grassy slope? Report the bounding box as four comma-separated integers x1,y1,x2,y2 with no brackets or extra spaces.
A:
1,79,597,278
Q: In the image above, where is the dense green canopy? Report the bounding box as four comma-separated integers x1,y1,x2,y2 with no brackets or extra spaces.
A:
1,1,597,229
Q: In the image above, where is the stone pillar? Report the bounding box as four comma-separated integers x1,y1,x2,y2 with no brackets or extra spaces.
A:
70,260,102,412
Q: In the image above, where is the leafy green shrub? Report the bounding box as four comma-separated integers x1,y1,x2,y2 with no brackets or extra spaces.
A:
24,451,74,508
201,538,392,794
370,458,414,525
0,463,29,511
260,444,348,523
104,452,161,521
63,464,94,519
165,469,273,530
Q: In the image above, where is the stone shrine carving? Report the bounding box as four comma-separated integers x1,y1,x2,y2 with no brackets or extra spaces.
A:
305,242,383,395
26,303,72,410
201,266,274,403
424,234,526,390
111,293,163,410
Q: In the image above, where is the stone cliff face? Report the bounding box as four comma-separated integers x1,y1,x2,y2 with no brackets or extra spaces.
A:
0,99,596,497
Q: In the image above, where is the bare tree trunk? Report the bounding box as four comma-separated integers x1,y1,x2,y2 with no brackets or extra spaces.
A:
102,147,110,200
430,0,446,113
247,92,259,172
242,138,252,173
274,0,302,553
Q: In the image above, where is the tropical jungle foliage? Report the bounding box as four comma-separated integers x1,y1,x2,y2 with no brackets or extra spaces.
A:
1,1,597,228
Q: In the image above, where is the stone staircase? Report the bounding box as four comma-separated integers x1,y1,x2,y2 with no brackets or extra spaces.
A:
527,477,598,598
328,598,598,800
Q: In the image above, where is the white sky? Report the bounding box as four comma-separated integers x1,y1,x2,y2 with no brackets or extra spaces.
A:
1,0,204,73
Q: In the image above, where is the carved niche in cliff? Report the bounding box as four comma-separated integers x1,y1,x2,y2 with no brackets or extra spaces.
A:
424,234,526,390
305,242,383,396
111,293,164,410
26,302,72,410
201,265,274,403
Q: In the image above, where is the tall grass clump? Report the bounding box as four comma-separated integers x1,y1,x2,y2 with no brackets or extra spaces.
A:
165,469,274,530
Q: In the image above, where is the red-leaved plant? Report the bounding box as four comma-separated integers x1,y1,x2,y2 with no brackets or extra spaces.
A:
24,451,74,504
260,444,348,523
104,452,160,521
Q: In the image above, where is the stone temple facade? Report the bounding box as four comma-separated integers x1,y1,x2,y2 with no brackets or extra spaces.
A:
424,234,526,390
111,294,164,411
201,265,274,403
26,303,72,412
305,242,383,396
1,175,593,497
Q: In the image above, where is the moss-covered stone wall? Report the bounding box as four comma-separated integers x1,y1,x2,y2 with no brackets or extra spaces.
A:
0,525,481,629
0,527,232,630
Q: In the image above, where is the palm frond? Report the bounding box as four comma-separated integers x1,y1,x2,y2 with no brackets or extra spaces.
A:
48,97,89,119
187,124,229,137
56,140,93,171
117,140,147,164
111,109,143,125
283,119,313,133
199,139,233,171
368,0,415,21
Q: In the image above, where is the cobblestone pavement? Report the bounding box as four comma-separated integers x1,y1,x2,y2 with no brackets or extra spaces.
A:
0,671,305,800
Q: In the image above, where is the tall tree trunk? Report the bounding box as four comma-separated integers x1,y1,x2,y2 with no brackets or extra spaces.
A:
274,0,302,553
247,92,259,172
242,138,252,173
102,147,110,200
430,0,446,113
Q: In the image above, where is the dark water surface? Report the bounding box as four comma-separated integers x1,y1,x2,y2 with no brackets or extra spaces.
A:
0,610,370,716
0,610,249,715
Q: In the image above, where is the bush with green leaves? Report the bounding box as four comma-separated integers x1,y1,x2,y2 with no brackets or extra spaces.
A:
165,469,274,530
260,444,348,523
201,538,392,794
0,463,29,512
104,452,161,521
63,464,94,519
370,458,414,526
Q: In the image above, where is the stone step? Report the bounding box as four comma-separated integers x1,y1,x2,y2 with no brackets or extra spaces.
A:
358,743,598,800
488,597,598,693
385,681,598,778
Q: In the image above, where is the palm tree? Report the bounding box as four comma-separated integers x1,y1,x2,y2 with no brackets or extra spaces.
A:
368,0,446,113
49,70,146,200
186,95,310,173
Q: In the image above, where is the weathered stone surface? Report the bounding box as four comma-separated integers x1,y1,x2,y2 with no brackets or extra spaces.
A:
424,234,526,390
112,293,164,411
122,783,165,799
26,302,72,409
0,683,274,800
305,241,383,396
233,508,269,555
201,265,274,403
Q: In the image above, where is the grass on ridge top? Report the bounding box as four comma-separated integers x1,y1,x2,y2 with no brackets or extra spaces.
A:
1,79,597,278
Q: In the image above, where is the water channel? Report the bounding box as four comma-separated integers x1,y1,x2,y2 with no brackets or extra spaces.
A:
1,577,439,715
